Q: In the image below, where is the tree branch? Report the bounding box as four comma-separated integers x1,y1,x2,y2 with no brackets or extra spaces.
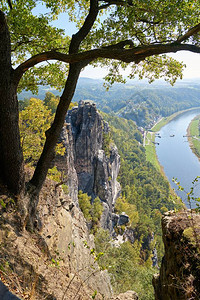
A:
29,62,85,191
177,23,200,44
13,42,200,85
99,0,127,10
101,39,134,49
7,0,12,10
69,0,99,54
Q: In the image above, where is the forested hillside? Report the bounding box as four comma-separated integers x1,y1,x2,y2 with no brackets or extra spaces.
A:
115,87,200,128
18,92,182,266
2,0,200,298
75,79,200,128
20,78,200,129
101,112,181,257
94,111,182,299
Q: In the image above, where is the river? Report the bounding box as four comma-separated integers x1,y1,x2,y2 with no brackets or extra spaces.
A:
155,109,200,208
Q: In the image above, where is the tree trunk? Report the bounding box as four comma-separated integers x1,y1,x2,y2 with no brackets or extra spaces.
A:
0,11,24,195
29,63,83,192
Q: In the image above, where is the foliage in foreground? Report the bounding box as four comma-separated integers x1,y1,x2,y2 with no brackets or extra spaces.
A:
19,96,65,165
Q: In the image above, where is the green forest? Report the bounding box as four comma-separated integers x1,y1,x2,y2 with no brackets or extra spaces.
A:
95,112,182,299
20,78,200,129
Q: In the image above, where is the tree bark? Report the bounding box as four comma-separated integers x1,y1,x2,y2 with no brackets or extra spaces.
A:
0,11,24,195
29,0,98,192
29,62,83,191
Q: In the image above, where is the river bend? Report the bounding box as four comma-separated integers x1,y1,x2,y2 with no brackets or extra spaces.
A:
155,109,200,207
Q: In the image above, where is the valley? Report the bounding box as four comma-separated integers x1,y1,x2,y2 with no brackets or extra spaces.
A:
4,78,200,299
1,1,200,299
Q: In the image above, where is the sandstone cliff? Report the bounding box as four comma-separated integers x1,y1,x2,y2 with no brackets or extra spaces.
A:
0,101,136,299
153,210,200,300
0,179,112,299
54,101,121,231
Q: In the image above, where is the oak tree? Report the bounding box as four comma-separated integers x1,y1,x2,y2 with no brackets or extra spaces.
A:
0,0,200,203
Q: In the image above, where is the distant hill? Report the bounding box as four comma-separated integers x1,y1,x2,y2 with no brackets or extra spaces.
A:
18,77,200,128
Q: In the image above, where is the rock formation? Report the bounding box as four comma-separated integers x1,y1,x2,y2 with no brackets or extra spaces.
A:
111,290,138,300
153,210,200,300
54,101,121,231
0,179,112,299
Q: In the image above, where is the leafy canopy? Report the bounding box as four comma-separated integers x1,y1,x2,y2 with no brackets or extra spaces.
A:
19,97,65,164
2,0,200,93
3,0,200,193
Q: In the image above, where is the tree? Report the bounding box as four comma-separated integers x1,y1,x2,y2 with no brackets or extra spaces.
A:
0,0,200,203
19,98,53,163
19,97,64,164
78,190,92,222
44,92,59,114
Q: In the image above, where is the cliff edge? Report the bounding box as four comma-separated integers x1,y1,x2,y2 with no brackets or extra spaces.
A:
153,210,200,300
54,101,121,231
0,180,112,299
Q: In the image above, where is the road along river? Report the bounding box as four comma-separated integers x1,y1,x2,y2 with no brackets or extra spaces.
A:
155,108,200,208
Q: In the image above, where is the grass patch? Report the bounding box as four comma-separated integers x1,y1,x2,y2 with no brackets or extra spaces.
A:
188,117,199,136
145,132,160,170
188,115,200,158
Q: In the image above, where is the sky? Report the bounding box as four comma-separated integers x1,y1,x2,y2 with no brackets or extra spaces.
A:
80,52,200,79
34,4,200,80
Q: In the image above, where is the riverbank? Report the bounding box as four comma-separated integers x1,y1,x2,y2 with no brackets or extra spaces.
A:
144,107,200,201
145,107,200,167
151,107,200,132
144,112,183,172
187,115,200,160
145,131,161,170
144,117,176,194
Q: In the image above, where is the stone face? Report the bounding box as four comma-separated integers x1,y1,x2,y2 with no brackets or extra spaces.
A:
123,227,135,244
56,101,121,231
118,213,129,226
0,180,113,300
53,122,78,206
112,213,119,228
111,290,138,300
153,210,200,300
38,181,113,299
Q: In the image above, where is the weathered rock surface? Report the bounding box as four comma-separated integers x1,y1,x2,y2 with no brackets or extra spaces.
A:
0,179,112,300
39,180,112,299
153,210,200,300
118,213,129,226
111,290,138,300
55,101,121,231
53,122,78,206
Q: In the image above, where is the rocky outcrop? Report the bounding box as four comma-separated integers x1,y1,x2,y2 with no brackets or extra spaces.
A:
53,122,78,206
111,290,138,300
153,210,200,300
39,180,112,299
55,101,121,231
0,179,112,300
